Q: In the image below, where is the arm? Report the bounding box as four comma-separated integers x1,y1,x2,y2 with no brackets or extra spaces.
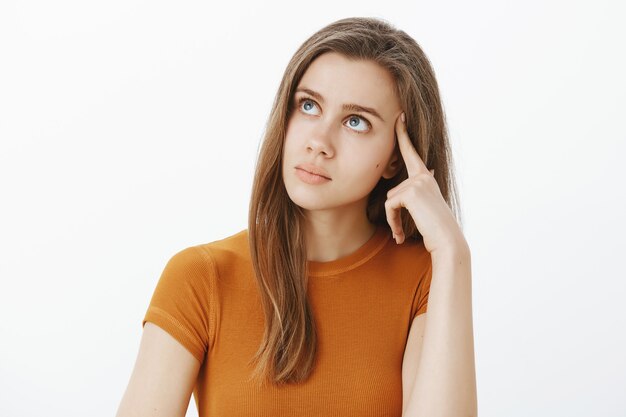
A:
401,312,427,415
402,241,477,417
116,322,201,417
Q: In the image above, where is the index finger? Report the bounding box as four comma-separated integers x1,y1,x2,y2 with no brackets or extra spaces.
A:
395,112,429,177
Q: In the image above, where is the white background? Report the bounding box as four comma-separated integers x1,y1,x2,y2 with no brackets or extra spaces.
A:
1,1,624,416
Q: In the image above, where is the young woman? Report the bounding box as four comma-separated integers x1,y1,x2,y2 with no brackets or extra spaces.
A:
117,17,477,417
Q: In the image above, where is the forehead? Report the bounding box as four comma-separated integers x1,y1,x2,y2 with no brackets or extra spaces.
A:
297,52,400,118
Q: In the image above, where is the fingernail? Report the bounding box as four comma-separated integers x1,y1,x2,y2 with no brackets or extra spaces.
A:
401,112,406,123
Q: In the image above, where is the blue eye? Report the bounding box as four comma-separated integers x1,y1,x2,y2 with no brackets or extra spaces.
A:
296,96,371,134
300,98,318,114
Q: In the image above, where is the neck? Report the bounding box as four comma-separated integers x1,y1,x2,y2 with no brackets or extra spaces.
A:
302,203,377,262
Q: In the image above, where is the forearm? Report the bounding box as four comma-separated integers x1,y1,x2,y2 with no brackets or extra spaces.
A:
404,242,478,417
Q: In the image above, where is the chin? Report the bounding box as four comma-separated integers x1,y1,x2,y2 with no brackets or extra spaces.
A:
287,187,366,213
286,193,329,211
283,185,327,209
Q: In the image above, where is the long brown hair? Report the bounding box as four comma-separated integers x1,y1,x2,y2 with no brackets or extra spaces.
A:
246,16,463,386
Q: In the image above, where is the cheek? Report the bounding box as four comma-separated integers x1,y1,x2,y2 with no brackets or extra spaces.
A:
283,133,296,162
360,142,393,171
357,154,392,181
283,118,302,149
345,152,386,184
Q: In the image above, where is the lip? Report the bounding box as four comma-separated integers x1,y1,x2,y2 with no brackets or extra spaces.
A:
295,168,331,185
295,163,331,180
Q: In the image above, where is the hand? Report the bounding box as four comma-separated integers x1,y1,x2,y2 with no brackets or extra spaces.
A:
385,112,466,255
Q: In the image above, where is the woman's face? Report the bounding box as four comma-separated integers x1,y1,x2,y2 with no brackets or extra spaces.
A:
282,52,403,213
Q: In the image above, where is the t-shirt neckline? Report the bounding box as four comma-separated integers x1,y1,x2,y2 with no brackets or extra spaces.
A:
307,224,391,277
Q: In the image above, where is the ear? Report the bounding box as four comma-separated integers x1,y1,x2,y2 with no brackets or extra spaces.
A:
381,145,402,179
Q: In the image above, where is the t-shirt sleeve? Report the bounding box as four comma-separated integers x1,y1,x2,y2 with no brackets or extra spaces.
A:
411,258,432,320
142,246,215,364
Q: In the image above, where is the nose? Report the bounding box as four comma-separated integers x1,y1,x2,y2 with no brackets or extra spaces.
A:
306,120,335,158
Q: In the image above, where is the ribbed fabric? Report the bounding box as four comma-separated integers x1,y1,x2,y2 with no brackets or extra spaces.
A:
142,224,432,416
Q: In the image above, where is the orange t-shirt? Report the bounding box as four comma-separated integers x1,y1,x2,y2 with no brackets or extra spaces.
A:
142,223,432,416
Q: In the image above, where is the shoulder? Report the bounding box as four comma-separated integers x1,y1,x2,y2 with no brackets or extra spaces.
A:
191,228,255,290
160,229,248,280
193,228,249,266
375,234,432,294
383,234,431,268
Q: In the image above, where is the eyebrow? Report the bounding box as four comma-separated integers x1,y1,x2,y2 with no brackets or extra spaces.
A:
295,87,386,123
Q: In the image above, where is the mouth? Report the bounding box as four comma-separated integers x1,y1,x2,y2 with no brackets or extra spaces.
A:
295,164,331,180
295,167,332,184
298,168,330,180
